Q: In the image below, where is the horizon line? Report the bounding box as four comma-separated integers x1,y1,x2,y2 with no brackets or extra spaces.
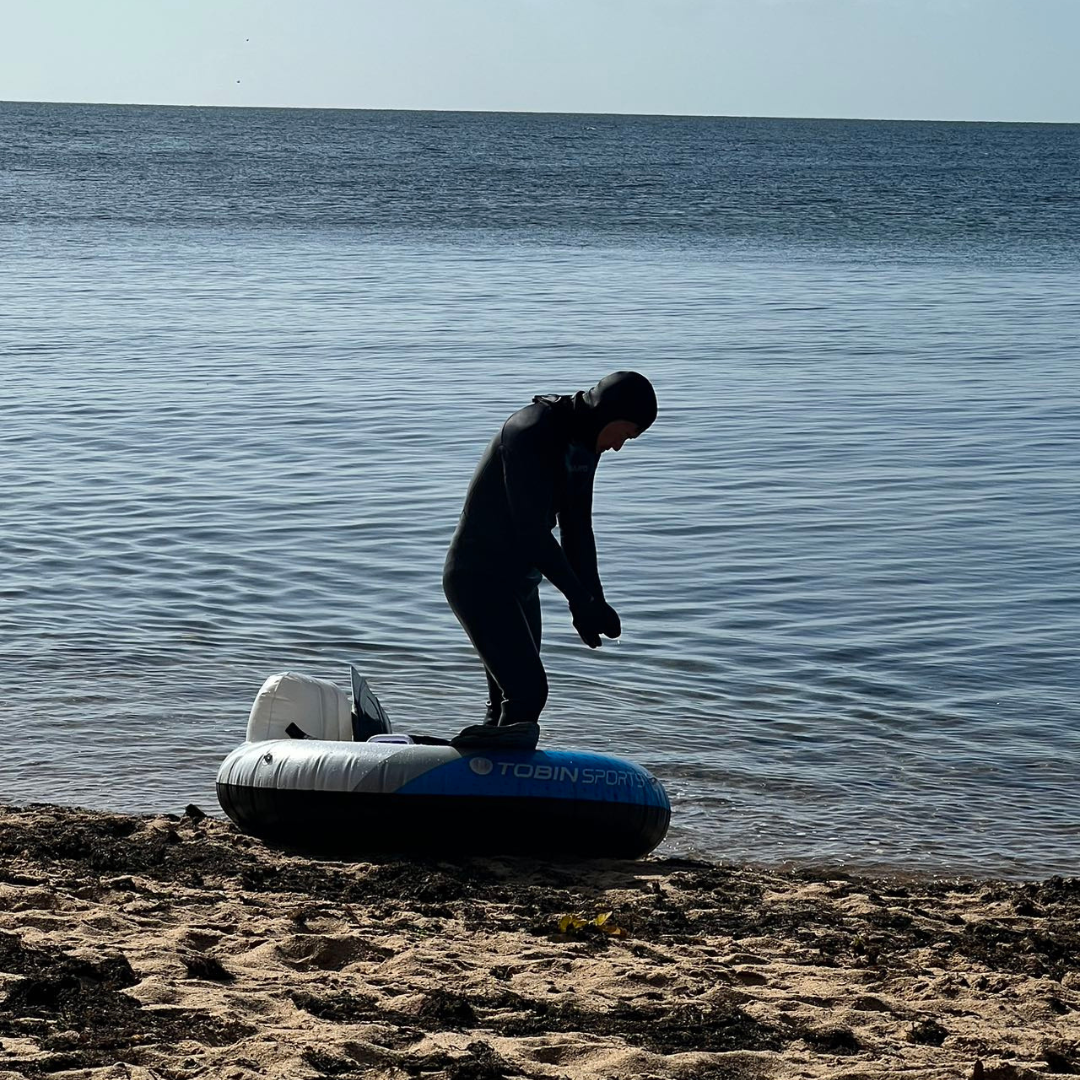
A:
2,97,1077,127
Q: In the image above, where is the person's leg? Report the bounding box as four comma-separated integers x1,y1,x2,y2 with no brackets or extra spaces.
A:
516,576,542,653
445,564,505,723
483,668,501,725
492,581,545,726
444,569,548,725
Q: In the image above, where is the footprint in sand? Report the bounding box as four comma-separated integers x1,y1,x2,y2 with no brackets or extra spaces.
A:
733,967,770,986
274,934,391,971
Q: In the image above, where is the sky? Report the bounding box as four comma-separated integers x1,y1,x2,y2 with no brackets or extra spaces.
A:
2,0,1078,123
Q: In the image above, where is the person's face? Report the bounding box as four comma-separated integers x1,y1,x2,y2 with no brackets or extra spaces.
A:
595,420,641,454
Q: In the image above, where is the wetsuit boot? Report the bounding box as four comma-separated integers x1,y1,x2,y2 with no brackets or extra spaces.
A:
450,721,540,751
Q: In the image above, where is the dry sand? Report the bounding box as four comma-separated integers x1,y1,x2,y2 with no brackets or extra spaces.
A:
1,803,1077,1080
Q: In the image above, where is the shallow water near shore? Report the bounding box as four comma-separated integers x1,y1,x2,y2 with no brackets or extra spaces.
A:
1,102,1078,878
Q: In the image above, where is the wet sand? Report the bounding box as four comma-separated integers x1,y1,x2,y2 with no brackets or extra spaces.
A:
1,803,1077,1079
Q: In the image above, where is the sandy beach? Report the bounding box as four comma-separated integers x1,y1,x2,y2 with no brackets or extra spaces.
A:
0,804,1077,1080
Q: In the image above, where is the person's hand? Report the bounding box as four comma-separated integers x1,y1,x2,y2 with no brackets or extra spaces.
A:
572,598,621,648
598,600,621,639
572,599,603,647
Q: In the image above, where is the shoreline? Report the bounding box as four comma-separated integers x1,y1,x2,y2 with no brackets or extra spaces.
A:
1,803,1077,1079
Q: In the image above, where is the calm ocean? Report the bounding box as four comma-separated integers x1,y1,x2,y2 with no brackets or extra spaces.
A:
2,102,1078,877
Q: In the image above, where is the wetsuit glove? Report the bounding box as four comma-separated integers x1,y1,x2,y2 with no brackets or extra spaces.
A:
598,600,621,639
571,598,620,648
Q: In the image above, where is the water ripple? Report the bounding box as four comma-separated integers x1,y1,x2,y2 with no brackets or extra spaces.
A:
2,109,1079,877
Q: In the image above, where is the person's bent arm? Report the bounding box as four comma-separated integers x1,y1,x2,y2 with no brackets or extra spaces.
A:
559,471,603,600
559,456,622,641
501,432,592,611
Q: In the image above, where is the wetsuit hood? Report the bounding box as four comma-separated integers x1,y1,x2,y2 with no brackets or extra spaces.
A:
534,371,657,449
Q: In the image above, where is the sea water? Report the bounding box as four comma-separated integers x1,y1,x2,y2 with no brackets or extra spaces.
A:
1,102,1078,877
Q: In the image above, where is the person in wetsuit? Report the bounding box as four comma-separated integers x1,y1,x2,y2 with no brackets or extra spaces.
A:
444,371,658,748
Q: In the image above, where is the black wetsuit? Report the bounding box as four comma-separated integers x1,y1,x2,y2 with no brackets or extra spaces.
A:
443,371,658,726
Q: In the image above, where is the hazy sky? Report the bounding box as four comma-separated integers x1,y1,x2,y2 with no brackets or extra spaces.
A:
3,0,1077,122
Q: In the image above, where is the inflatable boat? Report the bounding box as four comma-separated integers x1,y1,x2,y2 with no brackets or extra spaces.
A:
216,668,670,859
